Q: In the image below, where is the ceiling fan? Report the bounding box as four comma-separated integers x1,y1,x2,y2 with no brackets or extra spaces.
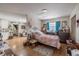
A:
37,9,48,15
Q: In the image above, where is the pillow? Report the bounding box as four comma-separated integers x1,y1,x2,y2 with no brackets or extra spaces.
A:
35,30,44,35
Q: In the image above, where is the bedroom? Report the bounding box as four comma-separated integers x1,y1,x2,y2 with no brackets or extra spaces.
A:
0,3,79,56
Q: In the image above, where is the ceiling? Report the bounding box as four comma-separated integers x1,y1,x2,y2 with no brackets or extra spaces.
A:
0,3,77,19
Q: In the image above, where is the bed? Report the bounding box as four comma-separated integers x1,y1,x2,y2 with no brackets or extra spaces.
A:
32,30,61,49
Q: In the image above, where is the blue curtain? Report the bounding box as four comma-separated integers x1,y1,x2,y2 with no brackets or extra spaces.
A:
47,21,60,32
47,22,49,30
56,21,60,32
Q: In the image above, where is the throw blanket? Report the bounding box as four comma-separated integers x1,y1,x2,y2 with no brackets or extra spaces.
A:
33,33,61,49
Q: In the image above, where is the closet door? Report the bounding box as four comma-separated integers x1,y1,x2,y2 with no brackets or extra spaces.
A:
71,15,76,41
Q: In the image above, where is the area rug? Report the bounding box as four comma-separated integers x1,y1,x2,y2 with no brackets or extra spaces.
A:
33,45,53,56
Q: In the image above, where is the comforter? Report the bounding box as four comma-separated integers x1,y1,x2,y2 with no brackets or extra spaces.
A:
33,33,61,49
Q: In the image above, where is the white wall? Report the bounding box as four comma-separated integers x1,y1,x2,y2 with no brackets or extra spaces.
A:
0,20,9,29
70,4,79,43
26,14,41,30
33,18,41,30
0,19,9,41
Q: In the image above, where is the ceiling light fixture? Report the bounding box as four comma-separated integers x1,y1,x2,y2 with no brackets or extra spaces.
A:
42,9,47,13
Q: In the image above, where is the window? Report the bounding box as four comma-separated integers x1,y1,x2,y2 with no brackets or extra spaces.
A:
47,21,60,32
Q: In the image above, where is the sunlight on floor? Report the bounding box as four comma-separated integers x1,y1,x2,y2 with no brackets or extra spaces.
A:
6,37,27,55
12,45,16,49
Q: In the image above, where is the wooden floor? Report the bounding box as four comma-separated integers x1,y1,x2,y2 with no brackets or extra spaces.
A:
6,36,68,56
6,36,43,56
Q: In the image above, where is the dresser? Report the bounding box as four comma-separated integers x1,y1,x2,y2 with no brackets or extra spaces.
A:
58,30,70,43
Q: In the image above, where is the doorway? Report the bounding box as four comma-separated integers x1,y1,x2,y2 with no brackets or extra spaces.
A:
13,24,18,36
71,15,76,42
